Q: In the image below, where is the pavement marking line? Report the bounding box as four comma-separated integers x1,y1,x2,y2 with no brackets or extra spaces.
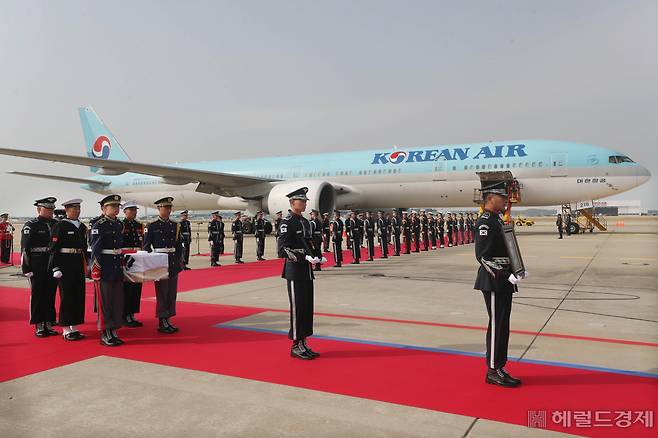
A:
215,323,658,379
559,256,594,259
256,308,658,347
519,234,612,361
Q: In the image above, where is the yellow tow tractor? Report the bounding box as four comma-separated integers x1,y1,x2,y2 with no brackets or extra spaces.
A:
514,217,535,227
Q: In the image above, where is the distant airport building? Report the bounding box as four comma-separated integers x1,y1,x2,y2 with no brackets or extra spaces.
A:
593,200,642,216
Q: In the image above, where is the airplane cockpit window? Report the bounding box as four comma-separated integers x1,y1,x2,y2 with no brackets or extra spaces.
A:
609,155,635,164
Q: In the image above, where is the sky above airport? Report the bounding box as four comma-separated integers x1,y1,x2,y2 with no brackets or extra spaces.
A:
1,0,656,215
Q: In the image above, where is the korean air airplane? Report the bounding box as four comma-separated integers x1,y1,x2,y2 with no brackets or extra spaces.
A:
0,107,651,215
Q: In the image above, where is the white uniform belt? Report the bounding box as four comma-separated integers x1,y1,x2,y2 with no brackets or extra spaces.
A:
181,232,190,235
101,249,122,255
154,247,176,253
30,247,49,253
59,248,83,254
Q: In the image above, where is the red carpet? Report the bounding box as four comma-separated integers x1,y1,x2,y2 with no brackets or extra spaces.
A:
1,248,656,437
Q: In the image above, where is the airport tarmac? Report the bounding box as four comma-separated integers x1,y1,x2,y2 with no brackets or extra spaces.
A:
1,216,657,437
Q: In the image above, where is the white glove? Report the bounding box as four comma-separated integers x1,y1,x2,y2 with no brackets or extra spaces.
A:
312,257,321,264
209,241,213,246
518,270,529,279
53,270,63,279
320,257,327,264
508,273,520,285
305,255,316,264
24,272,34,278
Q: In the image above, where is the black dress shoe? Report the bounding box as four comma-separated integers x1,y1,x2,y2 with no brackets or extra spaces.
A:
290,345,313,360
335,263,341,267
236,260,245,264
64,331,85,341
382,256,388,259
158,325,176,334
499,368,522,385
302,341,320,358
486,369,520,387
35,329,48,338
125,319,141,328
367,258,373,261
45,327,59,336
100,336,119,347
184,266,192,270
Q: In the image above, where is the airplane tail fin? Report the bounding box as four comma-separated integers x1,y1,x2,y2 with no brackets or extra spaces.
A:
79,106,131,172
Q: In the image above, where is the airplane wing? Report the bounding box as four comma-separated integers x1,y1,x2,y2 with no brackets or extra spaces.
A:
7,171,111,186
0,148,275,197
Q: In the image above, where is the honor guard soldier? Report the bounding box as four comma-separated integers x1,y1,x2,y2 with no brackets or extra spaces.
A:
464,213,472,244
348,212,361,264
363,211,375,261
208,211,224,266
121,201,144,327
254,211,267,261
556,213,563,239
330,210,344,267
179,210,192,270
232,211,245,263
322,213,331,252
437,213,445,248
344,212,352,250
458,213,465,245
402,211,412,254
90,195,126,346
0,213,14,264
144,197,184,334
411,211,421,252
277,187,321,360
445,213,454,247
48,199,88,341
474,182,525,387
377,211,389,258
419,210,429,251
428,212,437,249
390,210,401,256
22,197,59,337
309,210,324,271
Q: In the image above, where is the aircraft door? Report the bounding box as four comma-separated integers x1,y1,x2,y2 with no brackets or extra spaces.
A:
433,160,447,181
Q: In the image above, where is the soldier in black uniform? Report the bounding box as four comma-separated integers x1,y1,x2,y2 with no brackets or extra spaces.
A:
411,211,421,252
437,212,445,248
330,210,344,267
121,201,144,327
208,211,224,266
90,195,126,346
179,210,192,270
348,212,361,264
232,212,244,263
426,212,435,250
363,211,375,261
274,211,283,257
48,199,88,341
390,209,401,256
254,210,267,261
418,210,430,251
402,211,411,254
22,197,59,337
144,197,185,334
309,210,325,271
277,187,321,360
377,210,389,258
321,213,331,252
474,182,525,387
464,213,472,244
344,212,352,250
446,212,454,247
556,213,563,239
565,213,572,236
458,213,465,245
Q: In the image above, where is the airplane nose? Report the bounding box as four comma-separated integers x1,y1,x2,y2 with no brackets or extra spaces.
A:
637,165,651,186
